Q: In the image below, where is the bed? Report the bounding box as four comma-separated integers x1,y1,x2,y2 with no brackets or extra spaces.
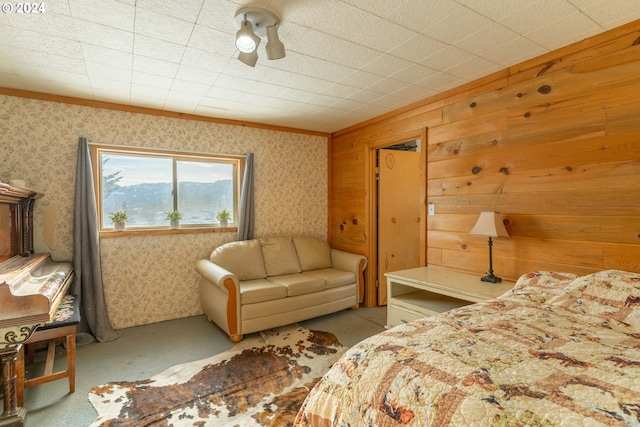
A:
295,269,640,426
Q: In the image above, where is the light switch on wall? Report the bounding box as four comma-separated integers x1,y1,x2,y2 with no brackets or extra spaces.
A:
428,203,435,216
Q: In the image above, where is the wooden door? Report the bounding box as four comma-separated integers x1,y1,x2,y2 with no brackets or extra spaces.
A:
377,149,422,305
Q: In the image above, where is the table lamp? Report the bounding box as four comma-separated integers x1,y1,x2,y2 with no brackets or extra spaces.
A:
469,211,509,283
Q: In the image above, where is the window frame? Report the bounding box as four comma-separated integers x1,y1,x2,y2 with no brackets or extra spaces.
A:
90,144,243,236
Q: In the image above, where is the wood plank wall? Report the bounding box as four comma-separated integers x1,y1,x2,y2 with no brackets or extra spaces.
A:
330,20,640,307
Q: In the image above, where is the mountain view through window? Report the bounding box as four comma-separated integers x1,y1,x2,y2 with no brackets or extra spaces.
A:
100,150,237,229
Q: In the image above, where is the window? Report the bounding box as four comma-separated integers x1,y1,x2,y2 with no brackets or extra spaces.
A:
92,145,242,231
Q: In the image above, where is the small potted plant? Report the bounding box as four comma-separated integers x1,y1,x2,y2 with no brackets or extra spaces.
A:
216,209,231,227
109,210,128,231
165,210,183,228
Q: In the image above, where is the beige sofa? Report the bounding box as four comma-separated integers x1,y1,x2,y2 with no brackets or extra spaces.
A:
196,236,367,342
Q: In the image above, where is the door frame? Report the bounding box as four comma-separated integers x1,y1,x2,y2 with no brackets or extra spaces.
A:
363,128,427,307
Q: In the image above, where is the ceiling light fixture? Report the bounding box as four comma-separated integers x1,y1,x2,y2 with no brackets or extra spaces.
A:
233,7,286,67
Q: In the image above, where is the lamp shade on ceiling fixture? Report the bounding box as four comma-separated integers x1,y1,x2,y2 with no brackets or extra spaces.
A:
265,25,286,60
235,18,260,53
234,7,285,66
238,50,258,67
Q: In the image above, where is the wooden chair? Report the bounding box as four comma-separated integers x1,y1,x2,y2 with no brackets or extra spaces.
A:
16,295,80,406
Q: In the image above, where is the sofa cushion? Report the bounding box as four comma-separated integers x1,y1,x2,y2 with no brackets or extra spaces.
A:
240,279,287,304
305,268,356,289
267,273,326,297
293,236,332,271
260,237,301,276
210,239,267,281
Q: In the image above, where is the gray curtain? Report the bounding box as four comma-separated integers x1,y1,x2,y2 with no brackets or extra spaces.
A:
236,153,254,240
72,137,121,344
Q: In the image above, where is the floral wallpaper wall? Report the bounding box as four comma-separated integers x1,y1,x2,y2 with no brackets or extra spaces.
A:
0,94,328,329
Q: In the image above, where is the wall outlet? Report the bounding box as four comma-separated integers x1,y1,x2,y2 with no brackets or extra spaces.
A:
428,203,435,216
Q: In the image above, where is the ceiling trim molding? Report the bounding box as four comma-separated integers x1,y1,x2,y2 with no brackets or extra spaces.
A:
0,87,330,138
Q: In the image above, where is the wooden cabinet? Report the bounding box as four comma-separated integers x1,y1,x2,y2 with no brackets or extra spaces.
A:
0,185,38,262
385,266,514,328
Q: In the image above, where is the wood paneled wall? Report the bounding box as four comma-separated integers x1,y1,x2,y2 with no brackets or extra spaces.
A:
330,20,640,306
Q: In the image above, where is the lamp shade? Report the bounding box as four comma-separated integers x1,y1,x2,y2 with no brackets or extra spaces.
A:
469,211,509,237
235,19,260,53
238,50,258,67
265,25,286,60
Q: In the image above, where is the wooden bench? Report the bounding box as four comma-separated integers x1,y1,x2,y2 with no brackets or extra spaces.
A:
16,294,79,406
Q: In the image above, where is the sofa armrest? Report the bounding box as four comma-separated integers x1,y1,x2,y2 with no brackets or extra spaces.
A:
330,248,368,274
196,259,243,341
195,259,239,294
331,249,367,303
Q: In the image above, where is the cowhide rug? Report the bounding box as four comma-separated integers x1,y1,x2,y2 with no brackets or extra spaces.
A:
88,325,347,426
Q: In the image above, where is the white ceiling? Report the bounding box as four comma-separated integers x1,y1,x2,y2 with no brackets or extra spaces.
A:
1,1,639,133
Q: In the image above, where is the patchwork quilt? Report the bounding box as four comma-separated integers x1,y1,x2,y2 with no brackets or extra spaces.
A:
295,270,640,426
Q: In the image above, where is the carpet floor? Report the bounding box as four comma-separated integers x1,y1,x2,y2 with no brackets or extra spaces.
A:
21,306,386,427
